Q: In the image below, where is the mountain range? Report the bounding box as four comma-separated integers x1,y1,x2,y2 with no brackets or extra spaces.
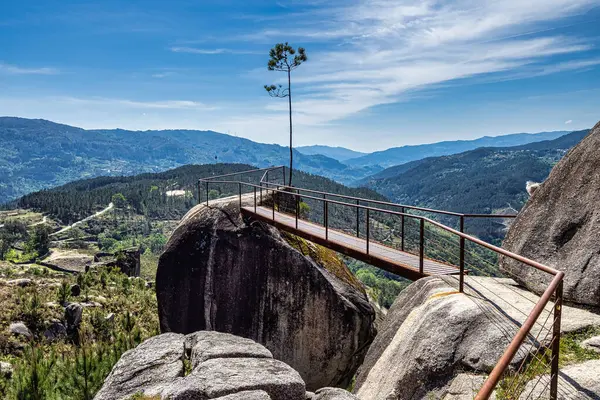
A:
359,129,590,218
342,130,570,168
0,117,378,203
296,145,367,161
0,116,576,204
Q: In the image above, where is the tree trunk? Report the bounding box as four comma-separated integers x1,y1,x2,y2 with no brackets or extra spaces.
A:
287,68,293,186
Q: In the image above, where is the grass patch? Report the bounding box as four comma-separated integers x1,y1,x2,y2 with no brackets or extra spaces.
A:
495,327,600,399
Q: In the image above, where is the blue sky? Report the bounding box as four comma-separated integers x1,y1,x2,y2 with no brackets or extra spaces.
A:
1,0,599,152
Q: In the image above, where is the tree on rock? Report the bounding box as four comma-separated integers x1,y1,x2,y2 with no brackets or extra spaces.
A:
264,42,307,187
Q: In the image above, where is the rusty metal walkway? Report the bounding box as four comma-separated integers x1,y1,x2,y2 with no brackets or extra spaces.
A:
243,205,459,280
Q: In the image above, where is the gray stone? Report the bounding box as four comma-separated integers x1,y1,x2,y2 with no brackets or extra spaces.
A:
0,361,13,378
354,277,522,400
305,392,316,399
464,276,600,337
186,331,273,368
215,391,272,399
80,301,103,308
44,320,67,341
105,313,115,323
582,336,600,353
519,360,600,399
9,322,32,340
314,387,359,399
70,284,81,296
500,122,600,307
65,303,83,333
156,194,375,390
8,278,33,287
439,374,495,400
192,358,305,400
94,333,185,400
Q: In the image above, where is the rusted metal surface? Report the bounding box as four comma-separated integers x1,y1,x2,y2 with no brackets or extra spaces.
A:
550,280,563,400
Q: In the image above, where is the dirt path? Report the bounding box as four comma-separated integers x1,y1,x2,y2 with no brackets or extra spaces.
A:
51,203,114,237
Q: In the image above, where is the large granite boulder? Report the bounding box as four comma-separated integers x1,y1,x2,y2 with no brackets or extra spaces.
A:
353,277,519,400
94,331,358,400
500,122,600,306
94,333,186,400
156,195,376,390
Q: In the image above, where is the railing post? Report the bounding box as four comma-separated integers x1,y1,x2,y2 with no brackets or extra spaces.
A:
295,193,299,229
459,215,465,293
282,166,286,187
550,280,563,400
197,181,201,205
401,206,405,252
206,181,209,206
419,218,425,274
254,187,257,213
272,190,275,221
260,184,263,204
356,199,360,238
238,182,242,208
325,200,329,240
366,208,370,255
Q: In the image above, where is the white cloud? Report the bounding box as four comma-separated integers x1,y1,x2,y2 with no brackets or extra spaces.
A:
59,96,218,111
170,47,259,55
0,63,59,75
565,119,573,124
243,0,599,127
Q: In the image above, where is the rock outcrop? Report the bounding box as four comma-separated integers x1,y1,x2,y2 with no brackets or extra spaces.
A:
519,360,600,399
353,277,519,400
94,333,186,400
582,336,600,353
94,331,358,400
156,195,376,390
500,122,600,306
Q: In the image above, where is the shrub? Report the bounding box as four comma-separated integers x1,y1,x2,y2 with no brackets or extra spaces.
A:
56,281,71,305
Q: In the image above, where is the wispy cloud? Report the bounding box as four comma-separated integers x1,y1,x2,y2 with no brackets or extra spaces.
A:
565,119,573,124
60,96,218,111
170,47,259,55
0,63,59,75
242,0,600,126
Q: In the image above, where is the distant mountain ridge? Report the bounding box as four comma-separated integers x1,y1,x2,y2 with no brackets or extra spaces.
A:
0,116,575,204
0,117,378,203
296,145,366,161
360,129,590,218
346,130,570,168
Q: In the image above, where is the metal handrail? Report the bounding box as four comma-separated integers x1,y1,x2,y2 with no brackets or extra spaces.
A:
198,166,284,182
260,180,518,220
199,168,563,399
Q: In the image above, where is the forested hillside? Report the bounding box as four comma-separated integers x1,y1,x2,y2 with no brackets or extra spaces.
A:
361,129,590,216
13,163,387,225
0,117,379,203
0,117,576,205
